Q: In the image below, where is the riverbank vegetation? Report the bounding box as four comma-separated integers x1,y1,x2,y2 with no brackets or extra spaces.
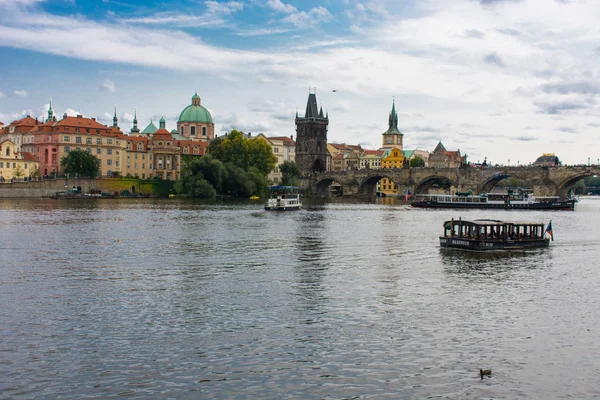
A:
174,130,281,199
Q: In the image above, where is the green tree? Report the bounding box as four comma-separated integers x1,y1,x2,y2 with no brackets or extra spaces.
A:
186,176,217,199
280,160,299,186
248,137,278,176
60,149,101,178
185,154,227,192
208,130,277,175
571,179,587,195
209,130,250,170
410,155,425,168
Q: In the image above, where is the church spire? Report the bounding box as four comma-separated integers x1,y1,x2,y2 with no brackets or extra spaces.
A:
47,97,54,122
131,109,139,133
384,99,401,135
113,105,118,128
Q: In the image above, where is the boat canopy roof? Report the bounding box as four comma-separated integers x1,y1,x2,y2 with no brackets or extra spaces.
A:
444,219,544,227
268,185,299,190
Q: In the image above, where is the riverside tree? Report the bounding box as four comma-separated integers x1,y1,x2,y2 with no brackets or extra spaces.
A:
60,149,101,178
279,160,299,186
410,155,425,168
175,154,270,198
209,130,277,175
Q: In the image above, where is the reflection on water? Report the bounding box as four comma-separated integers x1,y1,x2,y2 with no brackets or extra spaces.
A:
440,247,552,276
1,198,600,399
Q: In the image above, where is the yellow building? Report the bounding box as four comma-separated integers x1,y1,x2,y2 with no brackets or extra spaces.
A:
379,148,405,196
0,139,39,182
378,100,405,196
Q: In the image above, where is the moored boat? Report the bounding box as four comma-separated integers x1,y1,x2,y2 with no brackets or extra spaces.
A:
440,218,551,251
264,185,301,211
412,189,576,210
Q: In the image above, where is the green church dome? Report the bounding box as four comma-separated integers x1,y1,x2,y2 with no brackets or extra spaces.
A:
178,93,213,124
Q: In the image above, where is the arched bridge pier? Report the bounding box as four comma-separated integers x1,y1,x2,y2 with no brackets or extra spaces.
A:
299,166,600,199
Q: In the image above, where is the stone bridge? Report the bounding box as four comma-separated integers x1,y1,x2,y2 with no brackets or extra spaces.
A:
299,165,600,198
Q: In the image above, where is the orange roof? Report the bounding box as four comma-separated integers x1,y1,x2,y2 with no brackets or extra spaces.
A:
21,152,38,161
267,136,295,145
362,149,383,156
152,128,172,139
127,136,150,152
176,139,208,155
330,143,349,150
11,116,38,127
55,116,109,129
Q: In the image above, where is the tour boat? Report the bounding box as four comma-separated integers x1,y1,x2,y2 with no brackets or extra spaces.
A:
411,189,576,210
440,218,552,251
264,185,302,211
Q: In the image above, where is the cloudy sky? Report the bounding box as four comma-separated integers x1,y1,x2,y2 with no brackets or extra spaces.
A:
1,0,600,165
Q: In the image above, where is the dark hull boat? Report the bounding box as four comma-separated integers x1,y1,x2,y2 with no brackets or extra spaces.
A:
412,189,576,211
439,219,551,251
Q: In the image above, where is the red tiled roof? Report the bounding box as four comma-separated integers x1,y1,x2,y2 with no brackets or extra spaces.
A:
55,116,110,129
21,152,38,161
127,136,149,152
267,136,295,145
362,149,383,156
152,128,172,139
11,116,38,127
330,143,349,150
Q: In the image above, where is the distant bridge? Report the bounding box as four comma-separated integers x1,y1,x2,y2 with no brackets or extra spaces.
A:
299,165,600,198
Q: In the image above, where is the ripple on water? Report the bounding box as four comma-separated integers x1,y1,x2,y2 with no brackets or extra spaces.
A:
1,199,600,398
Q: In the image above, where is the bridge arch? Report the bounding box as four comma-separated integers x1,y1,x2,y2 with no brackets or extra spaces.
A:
478,172,535,194
556,171,595,198
358,173,397,196
315,177,344,197
414,175,456,194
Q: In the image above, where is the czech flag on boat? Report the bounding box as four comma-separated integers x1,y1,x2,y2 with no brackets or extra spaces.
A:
404,188,412,203
545,221,553,241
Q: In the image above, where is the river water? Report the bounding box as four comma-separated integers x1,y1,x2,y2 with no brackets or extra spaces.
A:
1,197,599,399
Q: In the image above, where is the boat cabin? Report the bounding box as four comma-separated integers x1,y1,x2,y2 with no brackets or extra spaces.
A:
440,218,550,250
265,185,301,211
443,219,546,241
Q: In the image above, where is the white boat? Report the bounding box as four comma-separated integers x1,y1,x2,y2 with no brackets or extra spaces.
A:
264,186,302,211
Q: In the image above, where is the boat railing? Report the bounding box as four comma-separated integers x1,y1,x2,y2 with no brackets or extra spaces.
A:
415,194,487,203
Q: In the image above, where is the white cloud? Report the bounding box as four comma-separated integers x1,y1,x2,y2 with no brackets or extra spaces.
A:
101,78,116,92
64,108,83,117
122,112,134,122
14,90,29,97
265,0,297,14
0,91,4,98
205,1,243,15
283,6,332,27
121,13,225,27
1,0,600,163
0,0,42,5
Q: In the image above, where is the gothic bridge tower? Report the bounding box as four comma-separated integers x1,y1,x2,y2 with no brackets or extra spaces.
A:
295,90,329,173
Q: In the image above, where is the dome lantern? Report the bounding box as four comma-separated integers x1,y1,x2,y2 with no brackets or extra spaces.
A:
177,92,213,124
